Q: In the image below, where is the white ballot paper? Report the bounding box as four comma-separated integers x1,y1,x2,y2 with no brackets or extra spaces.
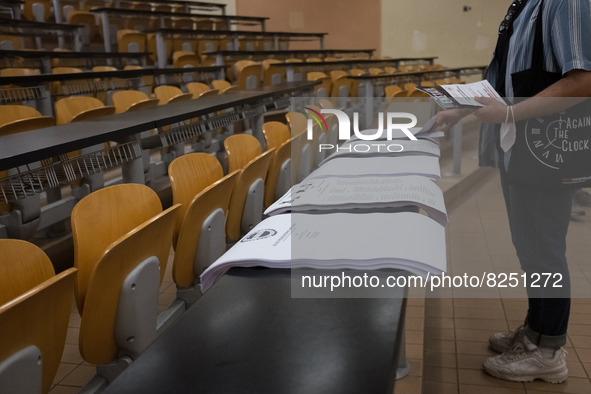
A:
200,212,447,292
264,175,447,226
349,126,444,143
320,139,441,166
307,156,441,180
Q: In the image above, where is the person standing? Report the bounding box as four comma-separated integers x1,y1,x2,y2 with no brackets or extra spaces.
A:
435,0,591,383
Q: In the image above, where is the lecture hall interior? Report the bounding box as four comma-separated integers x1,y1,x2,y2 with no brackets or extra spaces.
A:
1,0,591,393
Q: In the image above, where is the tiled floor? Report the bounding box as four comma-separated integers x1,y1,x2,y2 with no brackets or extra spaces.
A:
423,173,591,394
49,173,591,393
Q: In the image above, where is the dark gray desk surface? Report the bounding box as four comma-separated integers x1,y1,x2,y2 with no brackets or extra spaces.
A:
90,7,268,22
104,268,405,394
147,28,326,38
0,82,316,170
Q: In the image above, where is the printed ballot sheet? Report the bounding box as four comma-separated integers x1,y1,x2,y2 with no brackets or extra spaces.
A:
307,156,441,180
264,175,448,226
200,212,447,292
320,139,441,166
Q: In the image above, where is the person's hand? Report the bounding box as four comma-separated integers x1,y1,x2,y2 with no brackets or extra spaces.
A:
473,97,508,124
433,108,471,133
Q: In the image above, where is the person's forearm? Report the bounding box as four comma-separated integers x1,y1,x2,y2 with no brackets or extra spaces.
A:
512,69,591,121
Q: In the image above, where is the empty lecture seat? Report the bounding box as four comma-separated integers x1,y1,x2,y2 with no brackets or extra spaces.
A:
168,153,239,302
71,184,179,386
285,112,312,183
112,90,159,113
0,239,77,393
0,68,40,77
212,79,238,94
23,0,51,21
262,122,292,207
117,30,146,53
187,82,218,99
307,72,332,98
153,85,193,105
262,59,285,86
54,96,115,125
172,51,201,68
224,134,275,241
0,105,55,136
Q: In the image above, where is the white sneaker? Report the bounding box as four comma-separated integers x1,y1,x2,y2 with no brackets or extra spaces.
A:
488,325,525,353
483,335,568,383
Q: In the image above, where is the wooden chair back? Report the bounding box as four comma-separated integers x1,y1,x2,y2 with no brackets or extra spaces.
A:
212,79,237,94
92,65,117,72
117,30,146,53
224,134,263,173
112,90,159,113
172,51,200,68
0,105,55,136
187,82,216,99
71,183,163,313
0,68,40,77
237,63,262,91
168,153,224,246
154,85,192,105
264,138,291,208
78,203,179,364
226,149,274,241
0,263,76,393
54,96,115,124
172,171,239,287
262,121,290,150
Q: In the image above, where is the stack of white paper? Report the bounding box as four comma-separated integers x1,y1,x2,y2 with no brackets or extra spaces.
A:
307,156,441,180
264,176,447,226
200,212,446,292
320,139,440,166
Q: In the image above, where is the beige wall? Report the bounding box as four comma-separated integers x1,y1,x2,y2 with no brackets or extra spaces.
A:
236,0,381,54
381,0,509,67
233,0,509,68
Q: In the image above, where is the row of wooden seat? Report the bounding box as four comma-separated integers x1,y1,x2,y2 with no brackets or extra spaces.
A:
0,110,314,390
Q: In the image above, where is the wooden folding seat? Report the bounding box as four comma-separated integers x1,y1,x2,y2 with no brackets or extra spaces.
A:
172,51,201,68
0,35,22,50
0,68,40,76
384,66,397,74
262,121,292,207
23,0,52,21
224,134,274,241
0,240,77,393
212,79,238,94
330,75,352,98
55,96,115,125
153,85,193,105
255,37,273,51
235,60,262,91
117,30,147,53
385,85,407,98
0,105,54,136
186,82,218,99
92,65,117,72
112,90,159,113
305,57,322,63
285,112,312,183
307,71,332,98
147,33,173,64
67,11,98,46
71,184,179,386
262,59,284,86
330,70,348,82
368,67,384,75
168,154,239,302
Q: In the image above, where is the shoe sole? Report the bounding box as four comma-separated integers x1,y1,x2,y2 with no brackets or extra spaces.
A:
483,366,568,384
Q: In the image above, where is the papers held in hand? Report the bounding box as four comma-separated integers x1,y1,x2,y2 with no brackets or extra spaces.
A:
307,156,441,180
265,175,447,226
200,212,447,293
416,79,506,110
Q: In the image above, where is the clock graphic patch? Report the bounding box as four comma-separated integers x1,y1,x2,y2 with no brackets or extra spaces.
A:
525,112,591,170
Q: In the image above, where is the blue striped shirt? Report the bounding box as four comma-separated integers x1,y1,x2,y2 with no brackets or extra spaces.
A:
480,0,591,167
